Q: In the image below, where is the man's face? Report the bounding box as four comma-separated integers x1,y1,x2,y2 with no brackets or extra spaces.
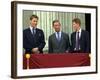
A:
72,22,80,31
30,18,38,28
53,22,61,32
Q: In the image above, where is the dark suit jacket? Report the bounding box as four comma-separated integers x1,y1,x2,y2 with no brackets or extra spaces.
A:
71,30,90,53
23,28,45,54
48,32,70,53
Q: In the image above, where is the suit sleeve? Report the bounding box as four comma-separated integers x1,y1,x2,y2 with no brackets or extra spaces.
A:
85,31,90,53
23,30,33,53
48,36,53,53
66,34,71,52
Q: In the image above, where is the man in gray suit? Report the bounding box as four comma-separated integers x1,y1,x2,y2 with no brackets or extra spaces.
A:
48,20,70,53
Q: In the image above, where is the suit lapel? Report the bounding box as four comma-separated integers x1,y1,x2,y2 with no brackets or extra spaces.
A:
27,28,34,43
54,34,58,42
55,32,63,46
52,34,59,47
59,32,64,45
79,30,83,41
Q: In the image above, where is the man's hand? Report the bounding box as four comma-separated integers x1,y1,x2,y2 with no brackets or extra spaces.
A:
32,48,40,53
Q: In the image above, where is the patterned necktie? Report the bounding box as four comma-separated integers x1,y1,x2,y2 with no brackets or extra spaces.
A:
32,28,35,36
57,32,60,42
76,32,79,50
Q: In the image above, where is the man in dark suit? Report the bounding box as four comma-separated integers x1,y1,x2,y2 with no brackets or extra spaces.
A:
23,15,45,54
71,18,90,53
48,20,70,53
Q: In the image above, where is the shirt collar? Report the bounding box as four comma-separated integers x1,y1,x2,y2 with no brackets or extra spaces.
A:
30,26,36,30
77,28,81,33
56,31,61,34
29,26,36,33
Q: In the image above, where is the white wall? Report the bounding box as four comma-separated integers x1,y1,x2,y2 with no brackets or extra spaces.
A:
0,0,100,80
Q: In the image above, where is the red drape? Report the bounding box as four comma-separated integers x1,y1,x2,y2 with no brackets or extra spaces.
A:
23,53,90,69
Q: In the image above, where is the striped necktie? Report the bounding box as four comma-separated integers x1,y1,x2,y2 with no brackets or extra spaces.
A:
57,32,61,42
32,28,35,36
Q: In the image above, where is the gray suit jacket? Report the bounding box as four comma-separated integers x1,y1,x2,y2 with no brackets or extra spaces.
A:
48,32,70,53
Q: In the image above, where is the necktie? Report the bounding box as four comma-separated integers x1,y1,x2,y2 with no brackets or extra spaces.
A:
32,28,35,36
57,32,60,42
76,32,79,50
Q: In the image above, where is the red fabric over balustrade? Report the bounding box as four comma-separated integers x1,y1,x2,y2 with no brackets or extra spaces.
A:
23,53,90,69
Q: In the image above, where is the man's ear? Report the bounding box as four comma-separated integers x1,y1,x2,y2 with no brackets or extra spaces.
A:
77,23,80,27
52,26,54,28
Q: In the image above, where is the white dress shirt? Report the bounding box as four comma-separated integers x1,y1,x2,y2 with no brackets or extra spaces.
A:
29,26,36,34
74,28,82,50
76,28,81,39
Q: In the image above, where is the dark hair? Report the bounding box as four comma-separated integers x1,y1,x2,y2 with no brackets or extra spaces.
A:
52,20,60,26
72,18,81,25
30,15,38,20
